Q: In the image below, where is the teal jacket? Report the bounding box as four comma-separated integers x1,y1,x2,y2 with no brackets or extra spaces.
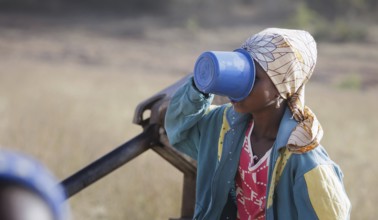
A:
165,78,351,220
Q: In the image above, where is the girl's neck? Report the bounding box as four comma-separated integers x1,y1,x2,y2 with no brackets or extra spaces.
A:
251,103,287,141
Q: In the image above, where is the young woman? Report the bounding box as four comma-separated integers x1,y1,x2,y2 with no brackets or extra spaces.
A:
165,28,351,220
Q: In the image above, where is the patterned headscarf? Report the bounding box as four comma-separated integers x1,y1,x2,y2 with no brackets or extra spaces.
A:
240,28,323,153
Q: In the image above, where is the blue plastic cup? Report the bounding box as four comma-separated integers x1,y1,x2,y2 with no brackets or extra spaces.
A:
193,49,256,102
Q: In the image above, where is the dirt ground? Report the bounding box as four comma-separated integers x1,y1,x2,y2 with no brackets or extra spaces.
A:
0,12,377,219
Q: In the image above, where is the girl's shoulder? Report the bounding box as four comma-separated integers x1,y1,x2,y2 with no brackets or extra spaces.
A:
289,145,339,176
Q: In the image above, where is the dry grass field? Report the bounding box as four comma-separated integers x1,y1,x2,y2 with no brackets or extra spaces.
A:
0,13,377,219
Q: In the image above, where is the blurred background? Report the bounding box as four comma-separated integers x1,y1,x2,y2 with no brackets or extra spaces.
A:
0,0,377,219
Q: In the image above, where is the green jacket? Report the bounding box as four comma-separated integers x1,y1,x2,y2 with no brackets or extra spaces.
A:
165,78,351,220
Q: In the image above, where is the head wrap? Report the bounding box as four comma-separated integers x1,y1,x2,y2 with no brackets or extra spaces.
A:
240,28,323,153
0,149,69,220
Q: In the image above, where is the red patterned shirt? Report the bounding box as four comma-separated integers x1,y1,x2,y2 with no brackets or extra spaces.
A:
235,121,271,220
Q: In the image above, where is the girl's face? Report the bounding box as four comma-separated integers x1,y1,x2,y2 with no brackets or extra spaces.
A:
231,61,280,114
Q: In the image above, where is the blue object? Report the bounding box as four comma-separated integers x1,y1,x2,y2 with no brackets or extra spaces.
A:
193,49,256,102
0,149,69,220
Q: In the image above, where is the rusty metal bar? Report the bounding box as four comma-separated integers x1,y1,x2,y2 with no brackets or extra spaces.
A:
61,125,159,198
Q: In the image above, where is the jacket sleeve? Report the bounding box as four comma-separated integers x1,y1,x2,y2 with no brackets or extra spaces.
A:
164,77,214,159
293,164,351,220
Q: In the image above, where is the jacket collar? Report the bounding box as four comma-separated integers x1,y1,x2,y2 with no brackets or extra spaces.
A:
226,106,297,150
275,108,297,150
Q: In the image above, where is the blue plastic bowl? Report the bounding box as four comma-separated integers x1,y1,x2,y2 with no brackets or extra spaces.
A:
194,49,256,102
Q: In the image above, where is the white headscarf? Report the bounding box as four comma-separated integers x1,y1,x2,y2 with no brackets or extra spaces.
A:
241,28,323,153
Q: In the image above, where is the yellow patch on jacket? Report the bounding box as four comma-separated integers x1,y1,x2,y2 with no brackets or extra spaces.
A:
218,106,230,161
304,165,351,220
